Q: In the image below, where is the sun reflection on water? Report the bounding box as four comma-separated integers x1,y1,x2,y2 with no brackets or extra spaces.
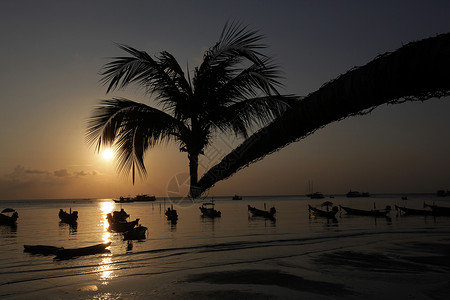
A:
96,201,115,283
100,201,114,242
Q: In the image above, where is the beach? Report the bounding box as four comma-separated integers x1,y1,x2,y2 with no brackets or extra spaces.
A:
1,195,450,299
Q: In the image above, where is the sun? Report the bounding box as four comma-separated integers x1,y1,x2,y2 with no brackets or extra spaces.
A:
101,149,114,160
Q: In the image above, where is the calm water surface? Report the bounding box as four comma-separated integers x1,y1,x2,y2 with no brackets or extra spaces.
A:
1,194,450,299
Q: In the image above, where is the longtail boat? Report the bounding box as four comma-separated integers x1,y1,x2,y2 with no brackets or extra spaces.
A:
340,205,391,217
308,205,338,219
395,205,434,216
55,242,111,259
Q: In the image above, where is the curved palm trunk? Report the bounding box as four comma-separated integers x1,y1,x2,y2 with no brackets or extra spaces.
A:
193,33,450,197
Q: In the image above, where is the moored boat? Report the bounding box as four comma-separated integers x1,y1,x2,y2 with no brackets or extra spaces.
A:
307,192,325,199
0,208,18,226
113,196,134,203
308,205,339,219
123,225,147,240
134,194,156,201
248,205,276,219
199,202,221,218
165,205,178,222
339,205,391,217
106,213,139,232
423,202,450,216
58,208,78,224
346,191,370,198
54,242,111,259
24,245,64,255
232,194,243,200
395,205,434,216
112,209,129,222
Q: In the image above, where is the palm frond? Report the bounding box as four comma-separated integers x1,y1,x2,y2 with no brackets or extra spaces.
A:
86,98,188,183
100,45,192,117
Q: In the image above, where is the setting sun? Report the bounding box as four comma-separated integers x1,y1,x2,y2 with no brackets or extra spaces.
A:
101,149,114,160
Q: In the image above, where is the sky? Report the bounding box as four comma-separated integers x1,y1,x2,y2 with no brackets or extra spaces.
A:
1,0,449,200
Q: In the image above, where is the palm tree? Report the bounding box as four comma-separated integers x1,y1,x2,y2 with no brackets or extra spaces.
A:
196,32,450,195
86,22,295,198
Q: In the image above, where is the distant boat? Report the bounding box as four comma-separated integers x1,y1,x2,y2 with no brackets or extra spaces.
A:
346,191,370,198
305,180,324,199
165,205,178,222
232,194,243,200
58,208,78,224
134,194,156,201
54,242,111,260
436,190,450,197
199,202,221,218
308,192,325,199
340,204,391,217
248,205,276,219
0,208,18,226
113,196,134,203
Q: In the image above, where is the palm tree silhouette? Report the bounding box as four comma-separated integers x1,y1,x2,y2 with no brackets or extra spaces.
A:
197,32,450,195
86,22,295,198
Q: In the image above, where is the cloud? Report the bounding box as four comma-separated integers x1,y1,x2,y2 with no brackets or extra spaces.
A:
54,169,70,177
26,169,50,175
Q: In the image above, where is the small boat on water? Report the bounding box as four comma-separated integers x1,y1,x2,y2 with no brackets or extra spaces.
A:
346,191,371,198
339,205,391,217
165,205,178,222
307,192,325,199
248,205,276,219
113,196,134,203
395,205,434,216
232,194,243,200
58,209,78,224
134,194,156,201
423,202,450,216
112,209,129,222
200,202,221,218
0,208,18,226
308,205,339,219
24,245,64,255
123,225,147,240
55,242,111,260
106,213,139,232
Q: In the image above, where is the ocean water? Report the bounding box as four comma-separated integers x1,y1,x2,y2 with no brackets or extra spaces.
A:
1,194,450,299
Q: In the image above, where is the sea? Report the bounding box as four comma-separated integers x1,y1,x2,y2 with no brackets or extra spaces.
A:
1,194,450,299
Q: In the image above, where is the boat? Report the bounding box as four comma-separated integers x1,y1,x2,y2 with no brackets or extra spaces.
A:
24,245,64,255
346,191,370,198
112,209,129,222
134,194,156,201
339,205,391,217
199,202,221,218
165,205,178,222
0,208,18,226
248,205,276,219
308,205,339,219
395,205,434,216
54,242,111,259
307,192,325,199
123,225,147,240
113,196,134,203
58,208,78,224
106,213,139,232
436,190,450,197
423,202,450,216
232,194,243,200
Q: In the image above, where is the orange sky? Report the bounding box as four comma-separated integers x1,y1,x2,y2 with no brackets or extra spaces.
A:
1,1,449,200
